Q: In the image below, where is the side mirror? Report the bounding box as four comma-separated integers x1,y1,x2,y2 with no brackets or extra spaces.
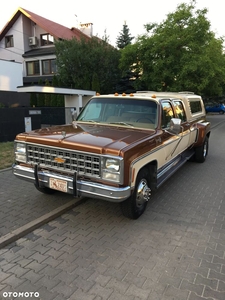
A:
168,118,181,134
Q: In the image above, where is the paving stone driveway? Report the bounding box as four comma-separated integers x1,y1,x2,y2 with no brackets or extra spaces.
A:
0,115,225,300
0,170,74,236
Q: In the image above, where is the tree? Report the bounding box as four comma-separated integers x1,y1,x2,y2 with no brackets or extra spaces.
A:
116,22,134,49
44,79,51,106
55,37,121,94
29,82,37,107
119,0,225,96
91,72,101,93
50,75,59,107
56,94,64,107
118,43,146,91
30,93,37,107
37,79,45,107
115,23,136,93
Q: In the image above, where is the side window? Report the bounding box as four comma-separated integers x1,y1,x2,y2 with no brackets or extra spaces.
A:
189,100,202,114
161,101,174,128
173,101,186,122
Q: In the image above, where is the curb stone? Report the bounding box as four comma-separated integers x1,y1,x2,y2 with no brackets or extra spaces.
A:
0,197,85,249
0,166,12,173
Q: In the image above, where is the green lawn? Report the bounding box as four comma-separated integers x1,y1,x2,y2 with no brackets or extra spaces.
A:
0,142,14,170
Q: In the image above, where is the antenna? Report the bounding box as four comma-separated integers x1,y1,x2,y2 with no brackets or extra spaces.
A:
74,14,79,28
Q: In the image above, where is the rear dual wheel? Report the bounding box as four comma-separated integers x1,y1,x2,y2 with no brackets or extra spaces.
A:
194,136,209,163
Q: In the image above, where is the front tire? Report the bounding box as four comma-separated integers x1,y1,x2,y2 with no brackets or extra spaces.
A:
194,136,209,163
121,168,151,219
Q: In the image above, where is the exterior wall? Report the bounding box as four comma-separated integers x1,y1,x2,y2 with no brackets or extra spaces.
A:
0,13,57,81
0,60,23,91
22,15,34,51
0,15,37,63
22,16,56,78
0,17,25,63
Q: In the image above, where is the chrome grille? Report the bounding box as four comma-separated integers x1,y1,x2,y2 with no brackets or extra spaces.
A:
27,144,100,178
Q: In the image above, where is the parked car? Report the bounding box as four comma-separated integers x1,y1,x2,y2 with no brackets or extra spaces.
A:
12,91,211,219
205,103,225,114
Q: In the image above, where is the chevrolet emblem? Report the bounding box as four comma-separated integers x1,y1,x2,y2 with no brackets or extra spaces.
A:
54,157,66,164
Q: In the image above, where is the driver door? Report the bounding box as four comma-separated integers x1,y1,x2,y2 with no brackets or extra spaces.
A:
161,100,190,162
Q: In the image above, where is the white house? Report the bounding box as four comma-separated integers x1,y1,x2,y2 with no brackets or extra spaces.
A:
0,7,95,116
0,7,93,87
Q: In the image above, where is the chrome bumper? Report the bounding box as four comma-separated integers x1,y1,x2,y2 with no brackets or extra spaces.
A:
12,164,131,203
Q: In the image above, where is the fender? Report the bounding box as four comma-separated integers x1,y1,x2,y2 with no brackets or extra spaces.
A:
194,121,211,147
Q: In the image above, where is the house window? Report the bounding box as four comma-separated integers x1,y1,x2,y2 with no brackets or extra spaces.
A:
26,61,40,76
42,59,57,74
5,35,14,48
40,34,54,46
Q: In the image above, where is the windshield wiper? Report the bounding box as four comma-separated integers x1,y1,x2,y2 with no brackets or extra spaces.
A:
109,122,133,127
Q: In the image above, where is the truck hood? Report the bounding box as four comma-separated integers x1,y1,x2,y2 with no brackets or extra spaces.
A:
16,122,156,155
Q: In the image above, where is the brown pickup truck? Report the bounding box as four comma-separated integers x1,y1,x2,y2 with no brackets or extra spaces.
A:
13,91,211,219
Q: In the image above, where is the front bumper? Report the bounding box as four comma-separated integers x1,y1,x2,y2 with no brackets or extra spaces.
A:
12,164,131,203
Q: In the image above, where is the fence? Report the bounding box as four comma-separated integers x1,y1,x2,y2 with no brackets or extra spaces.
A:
0,107,70,142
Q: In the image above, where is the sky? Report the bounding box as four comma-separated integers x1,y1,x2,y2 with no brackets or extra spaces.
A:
0,0,224,46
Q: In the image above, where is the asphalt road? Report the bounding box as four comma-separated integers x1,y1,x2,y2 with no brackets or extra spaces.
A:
0,114,225,300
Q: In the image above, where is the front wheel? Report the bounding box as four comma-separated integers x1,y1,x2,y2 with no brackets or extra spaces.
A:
194,136,209,163
121,168,151,219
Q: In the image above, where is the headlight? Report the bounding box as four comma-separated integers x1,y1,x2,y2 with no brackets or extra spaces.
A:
15,142,27,163
105,159,120,172
102,157,123,183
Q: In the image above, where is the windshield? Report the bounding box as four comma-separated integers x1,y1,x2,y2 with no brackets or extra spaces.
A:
77,97,158,129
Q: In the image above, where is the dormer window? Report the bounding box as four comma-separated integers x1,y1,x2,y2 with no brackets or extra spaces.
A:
5,35,14,48
40,33,54,46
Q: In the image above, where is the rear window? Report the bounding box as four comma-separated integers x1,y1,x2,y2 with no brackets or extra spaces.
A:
189,99,203,114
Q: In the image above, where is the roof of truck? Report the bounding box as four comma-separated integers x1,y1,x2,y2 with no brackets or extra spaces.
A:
94,91,202,103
